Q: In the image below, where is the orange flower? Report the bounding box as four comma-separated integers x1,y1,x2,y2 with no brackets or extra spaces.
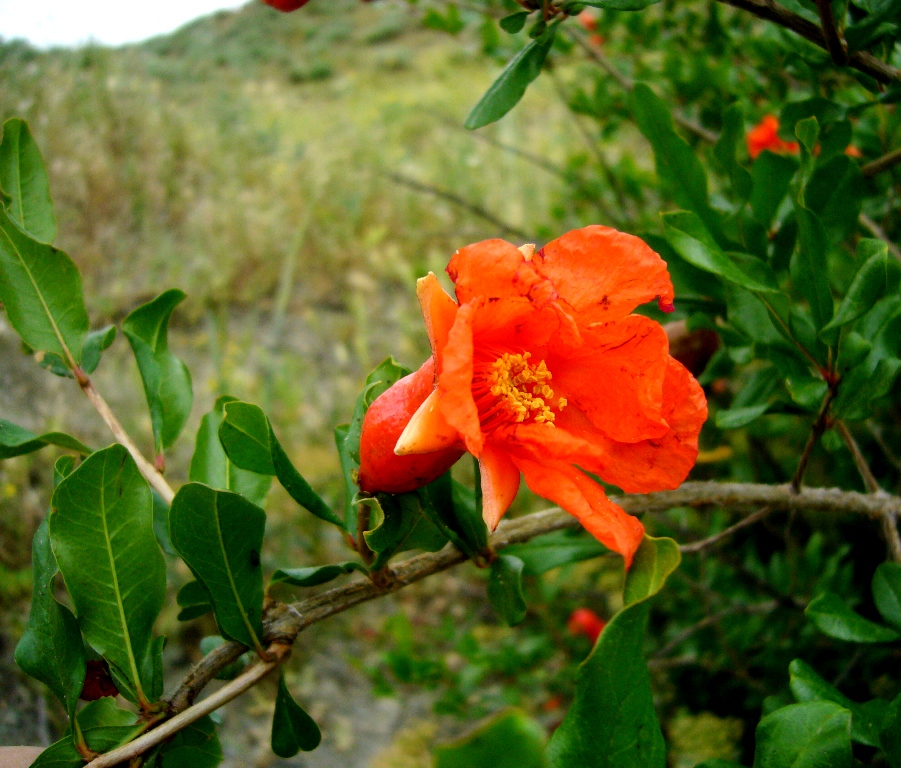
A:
747,115,800,160
358,226,707,566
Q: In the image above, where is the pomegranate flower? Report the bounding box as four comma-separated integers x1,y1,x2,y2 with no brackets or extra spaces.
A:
747,115,800,160
358,226,707,566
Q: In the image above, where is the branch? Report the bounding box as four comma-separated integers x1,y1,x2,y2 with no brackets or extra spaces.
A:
859,213,901,263
381,171,534,242
679,506,773,553
717,0,901,84
792,385,837,491
815,0,848,65
74,368,175,505
862,147,901,178
565,27,720,143
84,481,901,766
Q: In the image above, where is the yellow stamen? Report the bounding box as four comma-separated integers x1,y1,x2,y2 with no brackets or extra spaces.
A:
486,352,566,427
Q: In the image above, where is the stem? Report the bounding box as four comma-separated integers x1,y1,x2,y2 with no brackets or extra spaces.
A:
815,0,847,65
716,0,901,84
75,368,176,505
862,147,901,178
835,420,880,493
792,386,837,491
679,506,773,553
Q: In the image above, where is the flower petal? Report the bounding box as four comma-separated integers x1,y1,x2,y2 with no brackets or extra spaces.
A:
394,388,460,455
549,315,670,443
557,357,707,493
511,455,645,566
417,272,458,362
535,226,674,322
447,239,552,305
437,301,484,456
479,442,521,531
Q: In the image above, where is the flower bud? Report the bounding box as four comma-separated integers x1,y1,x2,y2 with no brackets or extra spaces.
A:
261,0,311,12
358,358,464,494
567,608,606,644
80,659,119,701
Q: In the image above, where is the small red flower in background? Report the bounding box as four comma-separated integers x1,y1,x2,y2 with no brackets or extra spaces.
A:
567,608,606,643
747,115,799,160
261,0,311,11
80,659,119,701
358,226,707,567
578,10,598,32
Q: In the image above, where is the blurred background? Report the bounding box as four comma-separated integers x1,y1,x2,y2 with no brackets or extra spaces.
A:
2,0,899,765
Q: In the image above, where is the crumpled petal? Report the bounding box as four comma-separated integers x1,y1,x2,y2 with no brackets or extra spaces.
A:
447,239,551,306
511,455,645,566
437,301,483,456
417,273,458,367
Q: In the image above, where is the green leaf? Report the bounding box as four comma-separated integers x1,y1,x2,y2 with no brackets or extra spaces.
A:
0,205,88,365
34,325,118,379
499,11,530,33
833,356,901,421
716,403,771,429
418,471,488,560
488,555,527,626
546,601,665,768
881,692,901,768
50,445,166,707
190,396,270,506
157,716,223,768
271,561,367,588
873,562,901,630
168,483,266,654
152,489,176,556
0,418,90,459
30,736,86,768
662,211,779,293
176,580,213,621
714,104,752,201
334,424,359,535
465,22,559,130
220,401,342,527
14,518,85,718
795,116,821,159
123,289,193,455
632,83,721,239
792,205,834,333
0,118,56,242
434,709,547,768
789,659,889,746
345,357,411,465
822,240,899,334
750,152,798,229
806,155,865,244
77,697,144,753
805,592,900,642
503,529,608,575
271,670,321,757
362,493,449,570
423,6,465,34
623,535,681,606
752,701,852,768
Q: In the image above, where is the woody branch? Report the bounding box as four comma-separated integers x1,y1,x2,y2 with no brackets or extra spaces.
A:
86,480,901,768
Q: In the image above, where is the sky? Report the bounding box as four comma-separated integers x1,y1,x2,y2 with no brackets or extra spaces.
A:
0,0,250,48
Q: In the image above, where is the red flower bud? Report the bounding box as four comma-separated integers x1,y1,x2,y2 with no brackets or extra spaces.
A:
567,608,606,644
261,0,311,12
358,358,465,494
80,659,119,701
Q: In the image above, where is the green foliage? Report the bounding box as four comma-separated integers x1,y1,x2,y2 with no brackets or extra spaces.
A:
752,702,852,768
122,289,193,455
360,492,448,570
433,709,546,768
271,561,367,587
270,671,321,757
50,445,166,707
465,22,559,130
0,118,56,243
152,716,223,768
169,483,266,653
487,555,527,626
805,592,901,642
0,419,90,459
623,535,681,606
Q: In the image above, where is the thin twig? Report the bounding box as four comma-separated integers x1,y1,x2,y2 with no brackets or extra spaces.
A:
679,506,773,553
868,420,901,474
565,27,720,143
792,386,837,491
85,644,291,768
835,420,901,562
382,171,533,242
717,0,901,84
859,213,901,263
75,368,175,505
815,0,848,65
862,147,901,178
652,601,778,659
